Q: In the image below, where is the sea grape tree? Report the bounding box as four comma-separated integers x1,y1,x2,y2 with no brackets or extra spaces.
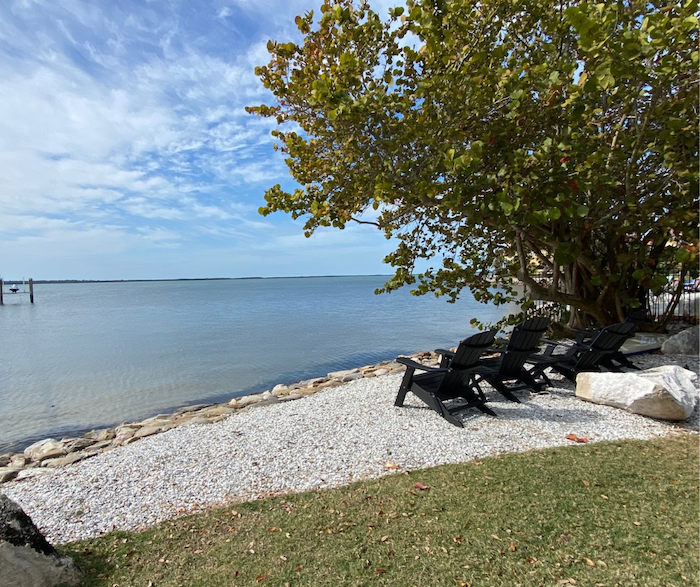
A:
247,0,699,328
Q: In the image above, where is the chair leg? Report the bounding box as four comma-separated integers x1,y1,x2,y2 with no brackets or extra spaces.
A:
486,377,521,403
477,404,497,417
411,388,464,427
519,371,546,392
394,368,414,407
612,352,640,370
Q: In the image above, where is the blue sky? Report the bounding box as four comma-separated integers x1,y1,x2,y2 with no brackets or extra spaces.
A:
0,0,401,280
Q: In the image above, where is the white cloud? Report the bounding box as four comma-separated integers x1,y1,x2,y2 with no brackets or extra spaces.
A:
0,0,412,280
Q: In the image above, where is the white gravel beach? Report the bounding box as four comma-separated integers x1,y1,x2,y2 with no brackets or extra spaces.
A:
3,353,698,545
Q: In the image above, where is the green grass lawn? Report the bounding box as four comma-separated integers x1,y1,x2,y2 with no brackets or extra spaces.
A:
63,433,699,587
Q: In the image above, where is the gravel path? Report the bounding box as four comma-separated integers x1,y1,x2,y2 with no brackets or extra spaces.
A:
3,353,698,545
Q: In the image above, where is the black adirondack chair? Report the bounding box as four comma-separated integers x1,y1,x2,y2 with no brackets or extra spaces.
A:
395,330,499,427
436,318,551,402
574,310,647,370
476,317,551,402
527,321,638,384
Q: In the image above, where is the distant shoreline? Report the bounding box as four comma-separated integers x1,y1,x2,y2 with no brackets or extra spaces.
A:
2,274,392,285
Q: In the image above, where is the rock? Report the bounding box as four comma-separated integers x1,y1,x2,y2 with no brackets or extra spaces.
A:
198,406,236,418
23,440,67,463
662,325,699,356
0,495,82,586
9,455,28,468
316,380,343,390
65,438,96,453
0,468,19,484
299,377,326,388
42,453,94,468
236,394,264,407
278,393,304,402
174,404,212,415
95,428,116,442
340,372,364,382
0,456,10,468
82,440,113,453
576,365,699,421
113,427,137,445
372,368,389,377
327,368,358,379
272,384,289,394
180,416,211,426
140,414,173,425
133,426,161,439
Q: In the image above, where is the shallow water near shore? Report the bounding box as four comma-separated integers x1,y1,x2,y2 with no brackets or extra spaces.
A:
0,276,516,453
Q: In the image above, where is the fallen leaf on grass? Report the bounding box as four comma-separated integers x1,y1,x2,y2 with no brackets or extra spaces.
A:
375,569,386,575
582,557,596,567
633,521,641,526
582,480,590,487
455,581,472,586
414,482,429,490
508,542,517,551
255,575,267,582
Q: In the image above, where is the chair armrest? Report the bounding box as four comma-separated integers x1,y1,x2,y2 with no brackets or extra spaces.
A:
434,348,455,358
396,357,446,373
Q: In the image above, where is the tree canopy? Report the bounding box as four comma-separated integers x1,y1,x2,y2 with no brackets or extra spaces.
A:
247,0,699,328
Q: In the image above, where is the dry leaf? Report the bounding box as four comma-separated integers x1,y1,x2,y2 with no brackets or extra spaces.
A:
565,434,588,443
255,575,267,582
387,550,395,557
508,542,517,551
455,581,472,586
414,482,429,490
385,461,399,469
582,557,596,567
582,480,590,487
491,534,502,541
380,536,389,542
280,556,288,562
633,521,641,526
375,569,386,575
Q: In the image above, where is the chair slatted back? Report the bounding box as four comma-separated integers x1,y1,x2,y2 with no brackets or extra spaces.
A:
518,316,551,333
591,321,636,351
499,323,548,376
450,329,498,370
573,322,635,370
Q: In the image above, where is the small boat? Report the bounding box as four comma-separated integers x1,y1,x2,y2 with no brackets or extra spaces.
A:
9,284,19,293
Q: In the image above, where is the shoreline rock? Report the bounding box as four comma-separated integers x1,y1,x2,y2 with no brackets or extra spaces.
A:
0,355,427,483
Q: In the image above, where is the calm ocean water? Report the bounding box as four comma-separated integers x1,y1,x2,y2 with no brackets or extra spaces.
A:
0,276,517,453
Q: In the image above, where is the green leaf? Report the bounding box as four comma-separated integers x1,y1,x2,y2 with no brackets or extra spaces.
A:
675,248,692,263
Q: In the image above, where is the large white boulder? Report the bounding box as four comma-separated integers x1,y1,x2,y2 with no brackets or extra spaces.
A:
662,325,699,356
576,365,698,421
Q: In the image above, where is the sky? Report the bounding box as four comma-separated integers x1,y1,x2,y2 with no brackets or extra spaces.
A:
0,0,403,280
